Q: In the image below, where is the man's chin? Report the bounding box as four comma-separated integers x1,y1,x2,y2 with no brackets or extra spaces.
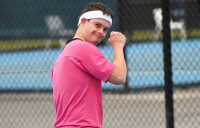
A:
92,39,102,45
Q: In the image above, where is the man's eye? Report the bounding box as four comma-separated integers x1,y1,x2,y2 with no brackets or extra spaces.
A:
95,23,101,28
103,28,108,32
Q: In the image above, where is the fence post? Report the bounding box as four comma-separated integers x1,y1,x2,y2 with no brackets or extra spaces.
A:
161,0,175,128
118,0,130,93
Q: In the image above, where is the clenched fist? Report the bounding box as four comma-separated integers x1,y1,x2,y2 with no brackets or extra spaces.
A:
108,31,126,47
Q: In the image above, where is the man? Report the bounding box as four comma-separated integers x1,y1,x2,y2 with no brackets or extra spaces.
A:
51,2,127,128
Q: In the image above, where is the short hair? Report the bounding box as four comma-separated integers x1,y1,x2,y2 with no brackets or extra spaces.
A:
80,3,113,19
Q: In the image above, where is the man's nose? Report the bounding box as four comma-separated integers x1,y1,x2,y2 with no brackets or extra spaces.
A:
98,28,104,34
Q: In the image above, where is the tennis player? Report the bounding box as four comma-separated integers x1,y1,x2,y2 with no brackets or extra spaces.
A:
51,2,127,128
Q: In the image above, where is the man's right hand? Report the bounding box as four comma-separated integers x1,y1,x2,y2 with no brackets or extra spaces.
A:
108,31,126,47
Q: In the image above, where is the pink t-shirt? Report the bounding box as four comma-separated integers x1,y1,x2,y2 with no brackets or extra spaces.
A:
51,39,115,128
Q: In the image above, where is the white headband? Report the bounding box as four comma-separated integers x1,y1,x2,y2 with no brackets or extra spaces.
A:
78,10,112,25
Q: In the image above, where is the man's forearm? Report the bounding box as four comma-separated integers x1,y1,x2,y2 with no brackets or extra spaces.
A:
107,31,127,84
113,46,127,83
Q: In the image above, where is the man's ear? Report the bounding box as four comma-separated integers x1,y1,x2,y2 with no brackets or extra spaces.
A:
81,18,87,23
81,18,87,24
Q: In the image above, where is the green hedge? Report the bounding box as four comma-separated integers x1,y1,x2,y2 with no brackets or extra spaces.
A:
1,29,200,52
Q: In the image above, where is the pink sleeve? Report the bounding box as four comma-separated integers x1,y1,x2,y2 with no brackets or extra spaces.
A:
80,44,115,82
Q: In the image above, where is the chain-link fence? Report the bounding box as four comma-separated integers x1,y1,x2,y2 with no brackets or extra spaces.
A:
0,0,200,128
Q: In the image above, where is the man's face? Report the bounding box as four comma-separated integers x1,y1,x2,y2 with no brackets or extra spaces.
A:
82,18,111,45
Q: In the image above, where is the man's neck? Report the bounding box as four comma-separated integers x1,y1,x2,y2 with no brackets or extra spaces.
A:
73,31,85,41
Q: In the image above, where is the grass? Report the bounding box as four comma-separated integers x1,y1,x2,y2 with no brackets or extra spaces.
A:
0,39,61,52
0,29,200,52
125,29,200,42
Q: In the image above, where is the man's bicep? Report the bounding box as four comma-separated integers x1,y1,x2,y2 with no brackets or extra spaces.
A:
107,67,125,85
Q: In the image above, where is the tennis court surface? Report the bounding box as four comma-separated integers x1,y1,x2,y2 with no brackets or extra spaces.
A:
0,89,199,128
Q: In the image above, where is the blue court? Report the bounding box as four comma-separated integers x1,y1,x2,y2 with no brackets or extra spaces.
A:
0,39,200,90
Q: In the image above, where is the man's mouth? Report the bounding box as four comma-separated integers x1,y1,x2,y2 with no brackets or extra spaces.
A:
97,35,103,40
